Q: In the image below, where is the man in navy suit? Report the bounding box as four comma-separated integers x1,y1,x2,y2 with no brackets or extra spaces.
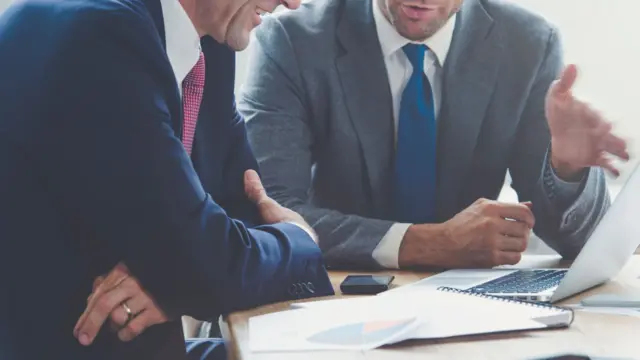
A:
0,0,333,359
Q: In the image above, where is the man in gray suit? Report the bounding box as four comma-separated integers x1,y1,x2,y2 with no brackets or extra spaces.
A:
239,0,629,270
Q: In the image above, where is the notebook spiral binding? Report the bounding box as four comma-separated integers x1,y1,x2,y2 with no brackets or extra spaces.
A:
436,286,558,309
436,286,575,326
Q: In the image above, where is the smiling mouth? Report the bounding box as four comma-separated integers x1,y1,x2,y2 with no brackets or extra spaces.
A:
401,4,437,20
402,4,436,11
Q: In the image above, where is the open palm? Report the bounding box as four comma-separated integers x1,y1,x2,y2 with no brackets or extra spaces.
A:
546,65,629,177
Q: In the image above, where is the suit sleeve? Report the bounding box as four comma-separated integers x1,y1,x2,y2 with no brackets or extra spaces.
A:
52,9,333,321
215,102,262,226
508,26,610,259
239,18,397,270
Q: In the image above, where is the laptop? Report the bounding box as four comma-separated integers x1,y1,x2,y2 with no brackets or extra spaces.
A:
399,163,640,304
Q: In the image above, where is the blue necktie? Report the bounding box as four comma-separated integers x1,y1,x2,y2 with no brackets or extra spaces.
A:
393,44,437,223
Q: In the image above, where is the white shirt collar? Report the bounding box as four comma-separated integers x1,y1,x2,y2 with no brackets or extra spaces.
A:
372,0,456,66
159,0,201,85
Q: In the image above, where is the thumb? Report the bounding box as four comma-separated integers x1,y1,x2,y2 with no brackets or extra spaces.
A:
244,169,267,204
550,64,578,96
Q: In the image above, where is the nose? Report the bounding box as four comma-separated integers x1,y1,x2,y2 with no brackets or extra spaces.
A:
281,0,301,10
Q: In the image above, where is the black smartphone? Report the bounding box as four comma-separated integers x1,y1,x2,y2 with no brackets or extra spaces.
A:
340,275,395,295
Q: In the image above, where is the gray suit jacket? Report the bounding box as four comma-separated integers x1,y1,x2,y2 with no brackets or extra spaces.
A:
240,0,610,269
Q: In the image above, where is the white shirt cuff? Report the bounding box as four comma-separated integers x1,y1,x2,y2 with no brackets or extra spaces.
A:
286,222,318,243
372,223,412,269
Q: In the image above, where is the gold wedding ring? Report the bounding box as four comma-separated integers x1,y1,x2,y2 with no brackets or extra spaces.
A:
122,302,133,322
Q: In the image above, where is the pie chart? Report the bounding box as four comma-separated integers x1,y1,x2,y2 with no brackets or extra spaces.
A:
307,318,415,346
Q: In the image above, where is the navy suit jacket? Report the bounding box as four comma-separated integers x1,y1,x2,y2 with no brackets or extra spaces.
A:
0,0,333,359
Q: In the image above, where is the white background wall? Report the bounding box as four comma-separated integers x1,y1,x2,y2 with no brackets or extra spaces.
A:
512,0,640,188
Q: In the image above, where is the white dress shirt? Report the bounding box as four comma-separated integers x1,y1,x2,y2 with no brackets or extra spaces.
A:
160,0,201,94
371,0,457,269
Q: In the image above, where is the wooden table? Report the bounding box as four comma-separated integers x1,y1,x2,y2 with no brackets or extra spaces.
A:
221,256,640,360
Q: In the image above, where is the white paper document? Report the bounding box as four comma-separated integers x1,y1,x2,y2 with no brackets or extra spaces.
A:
249,302,420,352
250,288,567,353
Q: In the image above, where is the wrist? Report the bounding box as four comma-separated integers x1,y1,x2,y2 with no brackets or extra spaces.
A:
549,143,586,181
550,155,585,182
398,223,447,268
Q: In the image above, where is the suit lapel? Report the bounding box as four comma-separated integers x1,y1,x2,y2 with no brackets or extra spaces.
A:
336,0,395,215
436,0,503,220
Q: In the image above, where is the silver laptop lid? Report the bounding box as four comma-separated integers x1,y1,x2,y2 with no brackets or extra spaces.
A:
551,163,640,303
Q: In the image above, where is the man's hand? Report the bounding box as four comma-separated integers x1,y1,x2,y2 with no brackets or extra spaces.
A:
244,169,317,242
546,64,629,179
74,263,169,345
399,199,534,268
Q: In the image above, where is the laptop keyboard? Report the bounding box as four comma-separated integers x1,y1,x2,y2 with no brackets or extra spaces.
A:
467,269,567,294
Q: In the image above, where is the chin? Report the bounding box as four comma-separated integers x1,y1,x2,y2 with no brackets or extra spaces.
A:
397,20,443,41
226,41,249,51
225,32,251,51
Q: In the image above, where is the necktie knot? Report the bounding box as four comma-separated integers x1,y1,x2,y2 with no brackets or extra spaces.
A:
184,51,206,87
402,43,427,69
402,43,427,70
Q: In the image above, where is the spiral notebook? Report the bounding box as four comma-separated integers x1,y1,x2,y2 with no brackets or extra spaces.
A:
260,286,575,352
418,287,575,337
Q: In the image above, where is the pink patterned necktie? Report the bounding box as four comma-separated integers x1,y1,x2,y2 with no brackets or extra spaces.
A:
181,51,206,155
